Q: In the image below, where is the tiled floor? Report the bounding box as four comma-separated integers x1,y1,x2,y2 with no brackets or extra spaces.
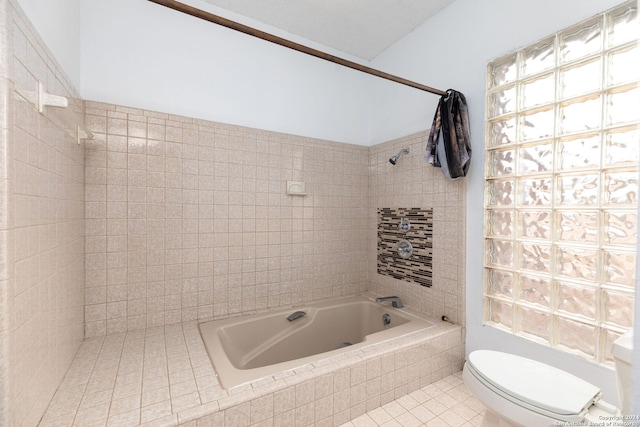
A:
340,373,485,427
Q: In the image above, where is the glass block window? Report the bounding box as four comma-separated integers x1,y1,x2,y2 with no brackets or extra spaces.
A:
484,1,638,364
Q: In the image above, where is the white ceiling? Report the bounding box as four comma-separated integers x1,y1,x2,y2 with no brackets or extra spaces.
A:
198,0,456,60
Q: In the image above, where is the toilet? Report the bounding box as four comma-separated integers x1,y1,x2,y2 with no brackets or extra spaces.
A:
463,330,633,427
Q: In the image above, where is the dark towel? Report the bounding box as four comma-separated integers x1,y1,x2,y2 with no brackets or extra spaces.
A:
425,90,471,179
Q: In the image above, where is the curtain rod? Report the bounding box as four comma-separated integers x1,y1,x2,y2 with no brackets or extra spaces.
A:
148,0,448,97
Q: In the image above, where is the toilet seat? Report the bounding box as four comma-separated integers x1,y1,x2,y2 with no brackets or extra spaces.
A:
466,350,601,422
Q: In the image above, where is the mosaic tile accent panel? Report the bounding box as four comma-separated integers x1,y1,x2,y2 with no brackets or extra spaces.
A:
377,208,433,287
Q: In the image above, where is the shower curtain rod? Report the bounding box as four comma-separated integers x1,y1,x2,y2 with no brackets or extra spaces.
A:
148,0,449,97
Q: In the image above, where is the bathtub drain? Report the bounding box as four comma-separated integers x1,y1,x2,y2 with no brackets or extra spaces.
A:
336,342,353,349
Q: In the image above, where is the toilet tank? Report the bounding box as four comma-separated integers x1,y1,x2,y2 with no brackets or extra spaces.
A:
611,329,633,415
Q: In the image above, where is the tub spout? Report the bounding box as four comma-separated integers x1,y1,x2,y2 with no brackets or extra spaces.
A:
375,296,404,308
287,310,307,321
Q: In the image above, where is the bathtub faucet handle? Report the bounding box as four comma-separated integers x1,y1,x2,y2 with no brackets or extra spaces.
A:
375,296,404,308
287,310,307,321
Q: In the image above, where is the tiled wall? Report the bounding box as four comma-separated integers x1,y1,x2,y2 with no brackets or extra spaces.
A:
0,1,86,426
83,103,466,336
83,103,371,337
369,133,466,326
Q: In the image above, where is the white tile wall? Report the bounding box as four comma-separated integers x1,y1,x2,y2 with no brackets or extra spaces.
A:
369,133,466,326
84,103,371,336
84,104,467,336
0,1,86,426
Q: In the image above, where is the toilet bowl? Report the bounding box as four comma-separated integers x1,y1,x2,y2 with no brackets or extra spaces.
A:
463,330,633,427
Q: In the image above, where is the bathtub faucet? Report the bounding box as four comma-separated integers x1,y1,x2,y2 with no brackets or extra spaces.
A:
375,296,404,308
287,311,307,321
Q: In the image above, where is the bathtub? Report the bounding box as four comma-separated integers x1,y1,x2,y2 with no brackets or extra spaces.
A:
199,295,436,389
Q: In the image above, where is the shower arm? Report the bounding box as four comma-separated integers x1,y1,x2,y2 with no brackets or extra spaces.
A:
389,147,410,165
147,0,449,97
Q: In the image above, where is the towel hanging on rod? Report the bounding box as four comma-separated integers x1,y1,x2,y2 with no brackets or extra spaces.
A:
425,90,472,179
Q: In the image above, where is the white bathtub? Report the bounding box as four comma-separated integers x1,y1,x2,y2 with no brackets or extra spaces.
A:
199,295,436,389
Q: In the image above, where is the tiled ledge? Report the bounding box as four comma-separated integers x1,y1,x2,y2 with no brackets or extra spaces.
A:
39,316,462,426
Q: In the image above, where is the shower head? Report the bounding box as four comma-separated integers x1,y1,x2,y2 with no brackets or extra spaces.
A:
389,147,410,165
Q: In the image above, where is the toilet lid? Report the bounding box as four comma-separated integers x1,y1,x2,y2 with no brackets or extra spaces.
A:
467,350,601,416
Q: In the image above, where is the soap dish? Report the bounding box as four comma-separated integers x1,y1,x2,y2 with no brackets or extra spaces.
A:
286,181,307,196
